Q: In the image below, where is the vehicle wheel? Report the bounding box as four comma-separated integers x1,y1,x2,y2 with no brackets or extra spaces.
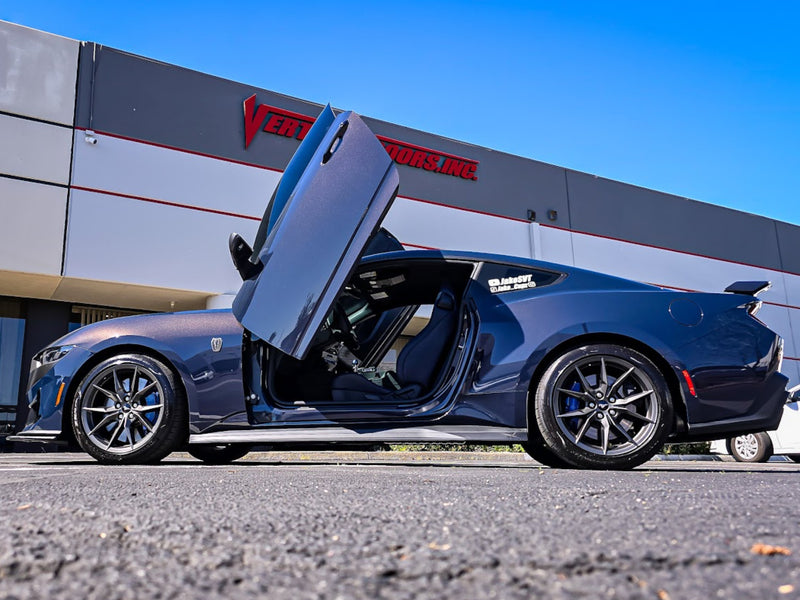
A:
71,354,187,464
187,444,252,464
727,432,773,462
533,344,673,470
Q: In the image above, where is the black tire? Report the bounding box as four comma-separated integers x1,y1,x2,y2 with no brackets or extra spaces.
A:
187,444,252,464
71,354,187,464
520,439,575,469
727,432,773,462
532,344,673,470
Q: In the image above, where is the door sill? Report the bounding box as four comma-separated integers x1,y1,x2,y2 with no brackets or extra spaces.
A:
190,425,527,445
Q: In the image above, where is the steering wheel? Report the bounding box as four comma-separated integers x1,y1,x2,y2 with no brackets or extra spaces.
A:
331,303,359,350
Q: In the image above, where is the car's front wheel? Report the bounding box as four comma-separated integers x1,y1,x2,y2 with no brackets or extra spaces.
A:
71,354,187,464
533,344,673,470
187,444,252,464
520,439,574,469
727,432,773,462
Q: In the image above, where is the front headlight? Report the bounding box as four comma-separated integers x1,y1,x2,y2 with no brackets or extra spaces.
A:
34,345,75,366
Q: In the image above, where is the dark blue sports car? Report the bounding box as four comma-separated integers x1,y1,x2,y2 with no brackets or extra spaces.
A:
11,106,789,469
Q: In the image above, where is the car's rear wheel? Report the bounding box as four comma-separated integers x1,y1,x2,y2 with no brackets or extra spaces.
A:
727,432,773,462
71,354,187,464
187,444,252,464
533,344,673,470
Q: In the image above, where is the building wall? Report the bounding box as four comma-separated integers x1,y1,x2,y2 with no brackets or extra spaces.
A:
0,22,77,297
1,20,799,394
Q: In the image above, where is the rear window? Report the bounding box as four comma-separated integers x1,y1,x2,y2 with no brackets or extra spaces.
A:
477,262,562,295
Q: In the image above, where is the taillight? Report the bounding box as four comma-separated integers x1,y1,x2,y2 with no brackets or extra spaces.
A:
681,369,697,397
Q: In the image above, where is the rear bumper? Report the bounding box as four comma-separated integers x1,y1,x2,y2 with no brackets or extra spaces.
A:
680,370,789,441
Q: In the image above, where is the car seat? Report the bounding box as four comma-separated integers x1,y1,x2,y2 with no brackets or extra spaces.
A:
330,286,458,402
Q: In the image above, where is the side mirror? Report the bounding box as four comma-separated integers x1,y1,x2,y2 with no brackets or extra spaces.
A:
228,233,262,281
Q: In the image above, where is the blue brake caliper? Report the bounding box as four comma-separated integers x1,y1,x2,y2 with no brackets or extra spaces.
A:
565,381,581,429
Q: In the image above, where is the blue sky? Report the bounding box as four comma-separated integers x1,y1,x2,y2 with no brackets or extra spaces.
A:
3,1,799,224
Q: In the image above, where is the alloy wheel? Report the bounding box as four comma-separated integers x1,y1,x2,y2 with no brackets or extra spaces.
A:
548,354,661,457
79,362,165,455
733,434,760,461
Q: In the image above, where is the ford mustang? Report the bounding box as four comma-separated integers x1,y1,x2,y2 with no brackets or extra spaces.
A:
10,106,790,469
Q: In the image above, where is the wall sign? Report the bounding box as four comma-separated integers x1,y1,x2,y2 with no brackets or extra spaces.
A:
377,137,478,181
243,95,479,181
243,95,313,148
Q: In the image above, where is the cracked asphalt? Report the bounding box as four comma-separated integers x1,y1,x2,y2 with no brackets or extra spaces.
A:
0,452,798,599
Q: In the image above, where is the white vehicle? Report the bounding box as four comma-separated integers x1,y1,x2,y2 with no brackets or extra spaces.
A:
711,398,800,462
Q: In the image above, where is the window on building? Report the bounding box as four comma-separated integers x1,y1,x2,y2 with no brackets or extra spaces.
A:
69,305,145,332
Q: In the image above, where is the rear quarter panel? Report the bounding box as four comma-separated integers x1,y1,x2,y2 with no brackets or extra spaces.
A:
455,271,776,430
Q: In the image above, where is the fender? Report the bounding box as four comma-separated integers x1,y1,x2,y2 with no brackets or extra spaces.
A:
17,310,247,438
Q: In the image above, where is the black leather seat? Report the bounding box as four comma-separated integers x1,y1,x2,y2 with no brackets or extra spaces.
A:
331,286,458,402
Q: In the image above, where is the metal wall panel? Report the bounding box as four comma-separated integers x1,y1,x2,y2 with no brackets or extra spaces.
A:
64,189,258,294
780,271,800,366
383,197,532,257
784,306,800,383
776,221,800,276
0,115,72,184
74,44,312,167
71,42,800,280
785,321,800,384
70,130,281,218
566,170,784,272
0,178,66,275
782,270,800,304
0,21,79,125
72,45,570,226
537,225,574,265
362,117,572,225
571,227,787,300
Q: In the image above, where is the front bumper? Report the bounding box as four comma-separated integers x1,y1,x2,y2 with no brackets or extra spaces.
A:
13,346,94,441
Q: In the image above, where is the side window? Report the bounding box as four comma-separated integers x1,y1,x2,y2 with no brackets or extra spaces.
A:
476,262,562,295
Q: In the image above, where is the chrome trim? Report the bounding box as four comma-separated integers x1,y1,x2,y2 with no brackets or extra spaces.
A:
190,426,527,445
7,431,61,443
788,383,800,403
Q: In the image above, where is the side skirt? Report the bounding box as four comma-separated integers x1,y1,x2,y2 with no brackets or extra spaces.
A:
189,425,527,445
7,431,63,444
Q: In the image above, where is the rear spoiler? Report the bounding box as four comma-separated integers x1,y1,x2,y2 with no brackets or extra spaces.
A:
724,281,771,296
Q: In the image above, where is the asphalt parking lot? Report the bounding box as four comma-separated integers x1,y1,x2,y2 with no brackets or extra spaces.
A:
0,452,798,599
